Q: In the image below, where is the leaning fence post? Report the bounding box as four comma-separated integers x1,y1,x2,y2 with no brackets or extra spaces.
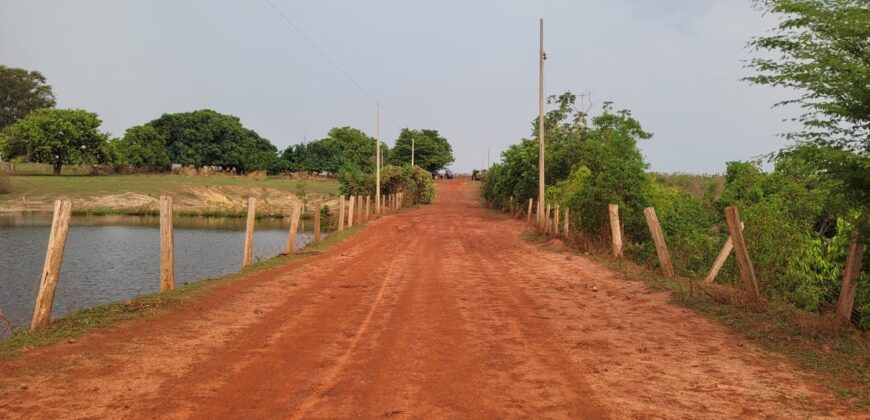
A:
704,222,744,283
338,196,346,231
527,199,534,224
643,207,674,278
285,202,302,254
159,196,175,291
835,227,864,323
609,204,623,258
724,206,759,299
313,200,322,242
31,200,72,330
242,197,256,267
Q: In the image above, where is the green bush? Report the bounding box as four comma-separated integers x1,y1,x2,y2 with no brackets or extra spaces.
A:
338,164,435,205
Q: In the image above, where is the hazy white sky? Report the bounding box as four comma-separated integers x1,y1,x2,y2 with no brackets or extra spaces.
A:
0,0,799,172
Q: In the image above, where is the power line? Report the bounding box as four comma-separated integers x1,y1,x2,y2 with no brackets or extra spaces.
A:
263,0,402,129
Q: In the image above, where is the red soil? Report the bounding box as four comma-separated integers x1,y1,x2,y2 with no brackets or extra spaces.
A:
0,180,861,418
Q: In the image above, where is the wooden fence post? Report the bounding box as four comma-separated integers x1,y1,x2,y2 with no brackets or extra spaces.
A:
357,194,363,222
242,197,256,267
724,206,759,299
159,196,175,291
527,199,534,224
609,204,623,258
313,200,321,242
553,204,560,237
704,222,744,283
348,195,355,228
285,202,302,254
338,196,346,231
364,195,371,222
31,200,72,330
835,227,864,323
563,208,570,237
643,207,675,278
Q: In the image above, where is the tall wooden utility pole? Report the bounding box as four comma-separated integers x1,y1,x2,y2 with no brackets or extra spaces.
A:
537,18,546,226
411,138,415,167
376,104,381,214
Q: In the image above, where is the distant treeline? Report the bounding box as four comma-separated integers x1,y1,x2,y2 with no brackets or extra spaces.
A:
0,65,454,176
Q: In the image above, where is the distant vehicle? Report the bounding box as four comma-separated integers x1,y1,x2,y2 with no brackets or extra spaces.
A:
445,170,454,179
471,169,482,181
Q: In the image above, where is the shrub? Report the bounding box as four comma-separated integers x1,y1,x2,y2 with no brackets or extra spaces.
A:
338,164,435,205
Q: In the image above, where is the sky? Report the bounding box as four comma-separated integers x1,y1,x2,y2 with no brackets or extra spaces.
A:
0,0,799,173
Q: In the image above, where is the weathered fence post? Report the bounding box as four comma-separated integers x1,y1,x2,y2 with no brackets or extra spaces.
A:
527,199,534,224
609,204,623,258
554,204,560,237
704,222,744,283
724,206,759,299
563,207,570,237
338,196,346,231
835,227,864,323
364,195,371,222
313,200,322,242
242,197,256,267
348,195,355,228
159,196,175,291
31,200,72,330
544,203,551,233
285,202,302,254
643,207,674,278
357,194,363,222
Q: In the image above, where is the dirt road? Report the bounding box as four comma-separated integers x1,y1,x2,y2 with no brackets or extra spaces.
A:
0,181,860,418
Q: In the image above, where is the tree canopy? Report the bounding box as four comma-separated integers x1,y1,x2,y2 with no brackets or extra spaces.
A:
0,65,56,130
0,108,109,175
110,124,171,169
282,126,385,173
390,128,454,173
746,0,869,151
146,109,278,172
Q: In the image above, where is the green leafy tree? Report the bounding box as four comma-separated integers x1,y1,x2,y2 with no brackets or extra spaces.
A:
390,128,454,173
146,109,278,172
746,0,869,150
0,108,108,175
0,65,56,130
283,127,382,173
111,125,171,169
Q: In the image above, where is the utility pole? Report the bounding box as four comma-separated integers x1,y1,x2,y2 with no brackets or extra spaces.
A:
411,138,415,167
537,18,546,226
376,104,381,214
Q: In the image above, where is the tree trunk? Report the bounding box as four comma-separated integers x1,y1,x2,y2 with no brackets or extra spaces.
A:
53,162,62,176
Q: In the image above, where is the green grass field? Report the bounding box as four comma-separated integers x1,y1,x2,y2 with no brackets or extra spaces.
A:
0,173,340,215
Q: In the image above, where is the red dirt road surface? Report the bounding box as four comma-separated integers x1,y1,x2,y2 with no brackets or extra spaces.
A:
0,181,861,418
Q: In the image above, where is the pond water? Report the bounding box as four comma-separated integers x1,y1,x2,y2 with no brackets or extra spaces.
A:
0,214,318,332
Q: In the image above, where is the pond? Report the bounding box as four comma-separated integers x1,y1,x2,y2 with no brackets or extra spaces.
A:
0,214,319,332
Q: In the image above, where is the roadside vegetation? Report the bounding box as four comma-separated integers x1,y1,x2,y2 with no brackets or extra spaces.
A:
486,0,869,405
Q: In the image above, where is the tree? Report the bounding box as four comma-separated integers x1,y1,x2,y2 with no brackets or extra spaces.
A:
282,126,382,173
390,128,454,173
0,109,108,175
111,125,171,169
146,110,278,172
746,0,869,151
0,65,56,130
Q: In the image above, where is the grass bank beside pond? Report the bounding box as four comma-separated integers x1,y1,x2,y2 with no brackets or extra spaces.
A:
0,174,340,216
0,225,362,359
